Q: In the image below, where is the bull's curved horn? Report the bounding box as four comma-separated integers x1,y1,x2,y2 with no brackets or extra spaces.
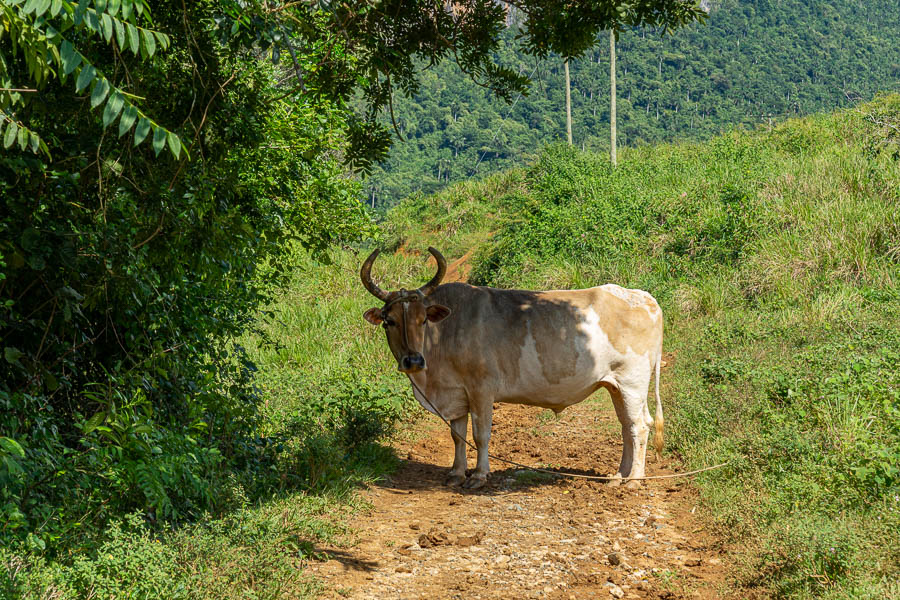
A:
360,249,390,301
417,247,447,297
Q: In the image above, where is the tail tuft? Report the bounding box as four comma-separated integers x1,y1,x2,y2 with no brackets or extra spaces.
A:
654,414,664,460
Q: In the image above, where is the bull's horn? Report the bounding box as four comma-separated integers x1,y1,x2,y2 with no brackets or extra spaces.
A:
360,249,390,301
417,247,447,296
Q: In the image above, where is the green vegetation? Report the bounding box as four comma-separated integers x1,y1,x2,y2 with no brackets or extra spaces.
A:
385,95,900,598
367,0,900,204
1,247,423,599
3,1,896,597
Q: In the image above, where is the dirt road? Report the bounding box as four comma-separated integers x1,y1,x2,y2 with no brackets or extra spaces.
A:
308,397,730,599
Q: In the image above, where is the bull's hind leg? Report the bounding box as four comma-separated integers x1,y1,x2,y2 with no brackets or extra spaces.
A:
619,381,653,489
445,414,468,487
607,374,653,488
463,401,493,489
606,385,631,487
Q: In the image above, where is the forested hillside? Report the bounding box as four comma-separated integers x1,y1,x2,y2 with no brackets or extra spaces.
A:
366,0,900,205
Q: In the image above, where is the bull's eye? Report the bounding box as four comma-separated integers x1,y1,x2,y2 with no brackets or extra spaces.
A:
383,319,396,327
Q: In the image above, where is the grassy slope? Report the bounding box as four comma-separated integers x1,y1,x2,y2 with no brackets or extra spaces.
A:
385,96,900,598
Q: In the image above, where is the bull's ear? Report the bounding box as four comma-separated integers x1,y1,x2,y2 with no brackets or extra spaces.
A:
363,308,383,325
426,304,451,323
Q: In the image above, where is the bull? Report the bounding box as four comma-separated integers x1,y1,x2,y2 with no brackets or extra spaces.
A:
361,247,664,489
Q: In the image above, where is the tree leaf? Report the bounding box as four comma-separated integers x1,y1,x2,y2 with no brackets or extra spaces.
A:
75,64,96,92
3,346,23,366
155,31,169,51
118,104,137,137
50,0,62,17
102,92,124,127
17,126,27,150
3,122,17,149
141,28,156,57
74,0,89,25
82,412,106,435
29,130,40,153
0,437,25,458
95,0,107,11
166,131,181,158
90,78,110,109
61,40,81,76
101,12,114,43
126,23,140,54
114,17,125,48
133,117,150,146
108,0,120,17
85,8,100,32
121,0,132,20
152,125,166,156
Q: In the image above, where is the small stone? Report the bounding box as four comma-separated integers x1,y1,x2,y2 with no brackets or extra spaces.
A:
609,584,625,598
684,557,702,567
395,565,412,573
608,552,626,566
409,522,421,530
456,533,483,547
709,557,722,566
613,540,622,551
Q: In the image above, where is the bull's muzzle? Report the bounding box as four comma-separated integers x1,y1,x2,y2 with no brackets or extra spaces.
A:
399,353,426,373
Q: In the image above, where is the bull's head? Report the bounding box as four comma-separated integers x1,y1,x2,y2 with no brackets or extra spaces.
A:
361,247,452,373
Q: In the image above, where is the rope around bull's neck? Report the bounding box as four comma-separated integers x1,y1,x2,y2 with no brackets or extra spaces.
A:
406,376,729,483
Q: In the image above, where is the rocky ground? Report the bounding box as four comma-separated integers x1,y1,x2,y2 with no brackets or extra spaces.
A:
306,397,731,599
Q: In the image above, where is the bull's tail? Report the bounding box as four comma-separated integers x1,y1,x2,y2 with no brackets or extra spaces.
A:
653,348,664,460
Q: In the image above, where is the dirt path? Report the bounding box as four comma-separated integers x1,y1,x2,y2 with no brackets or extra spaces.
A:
307,398,730,599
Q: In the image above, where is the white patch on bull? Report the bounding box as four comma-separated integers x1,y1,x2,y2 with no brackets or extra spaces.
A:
601,283,660,320
580,307,654,380
600,283,645,307
508,321,599,409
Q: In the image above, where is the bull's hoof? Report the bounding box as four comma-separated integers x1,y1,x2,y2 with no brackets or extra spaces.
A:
445,473,466,487
462,475,487,489
605,474,623,487
624,479,643,490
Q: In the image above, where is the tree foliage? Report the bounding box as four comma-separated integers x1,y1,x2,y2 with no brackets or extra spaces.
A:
1,0,178,157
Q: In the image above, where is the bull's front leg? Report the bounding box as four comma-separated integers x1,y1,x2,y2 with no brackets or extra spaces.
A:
445,414,468,487
464,402,493,489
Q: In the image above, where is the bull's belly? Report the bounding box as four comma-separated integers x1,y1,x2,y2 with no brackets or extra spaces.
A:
493,375,605,412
